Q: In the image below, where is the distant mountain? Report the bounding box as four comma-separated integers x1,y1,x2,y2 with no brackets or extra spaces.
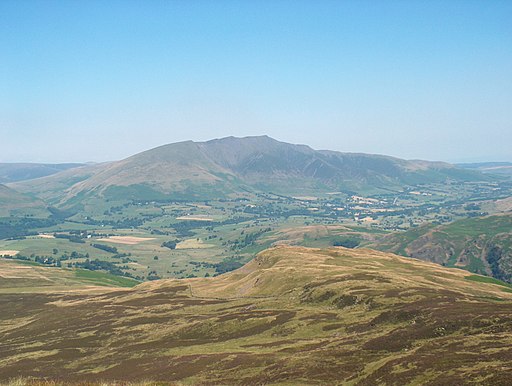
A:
10,136,487,207
458,162,512,177
0,184,30,204
0,184,48,216
367,213,512,282
0,162,84,183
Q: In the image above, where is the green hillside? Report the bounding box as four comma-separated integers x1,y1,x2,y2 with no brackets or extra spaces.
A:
368,213,512,281
2,246,512,384
0,184,49,217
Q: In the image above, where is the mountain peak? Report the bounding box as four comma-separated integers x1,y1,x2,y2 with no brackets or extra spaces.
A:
9,136,487,204
204,134,282,147
207,134,273,142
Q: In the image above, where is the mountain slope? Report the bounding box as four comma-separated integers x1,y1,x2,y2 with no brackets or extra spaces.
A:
10,136,488,206
6,162,111,206
367,213,512,282
0,184,48,217
62,140,244,202
2,246,512,384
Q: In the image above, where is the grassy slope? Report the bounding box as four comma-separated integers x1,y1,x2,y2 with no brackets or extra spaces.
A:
0,185,49,217
2,246,512,384
0,259,138,294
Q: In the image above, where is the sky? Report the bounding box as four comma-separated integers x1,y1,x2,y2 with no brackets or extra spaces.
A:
1,0,511,163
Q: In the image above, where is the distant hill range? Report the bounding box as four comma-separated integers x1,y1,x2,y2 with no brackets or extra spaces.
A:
0,184,48,216
0,184,33,205
458,161,512,177
9,136,488,206
0,162,84,183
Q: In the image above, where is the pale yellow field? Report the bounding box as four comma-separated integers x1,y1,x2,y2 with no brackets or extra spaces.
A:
176,239,216,249
99,236,156,245
37,234,55,239
175,216,213,221
0,250,19,256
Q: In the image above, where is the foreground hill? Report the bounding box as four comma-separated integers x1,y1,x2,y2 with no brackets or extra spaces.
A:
10,136,486,207
2,246,512,384
0,163,84,183
368,214,512,282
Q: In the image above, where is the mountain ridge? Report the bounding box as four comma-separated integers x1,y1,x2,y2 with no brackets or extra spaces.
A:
9,135,487,206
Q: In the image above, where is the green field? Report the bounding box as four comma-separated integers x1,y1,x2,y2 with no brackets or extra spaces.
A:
2,176,512,285
74,269,139,287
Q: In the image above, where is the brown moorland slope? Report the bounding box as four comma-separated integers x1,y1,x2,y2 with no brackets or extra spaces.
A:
2,246,512,385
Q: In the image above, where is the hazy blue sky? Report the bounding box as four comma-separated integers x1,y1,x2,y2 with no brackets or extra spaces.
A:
1,0,511,163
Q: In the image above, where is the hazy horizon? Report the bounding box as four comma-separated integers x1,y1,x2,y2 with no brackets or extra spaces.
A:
2,1,511,164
